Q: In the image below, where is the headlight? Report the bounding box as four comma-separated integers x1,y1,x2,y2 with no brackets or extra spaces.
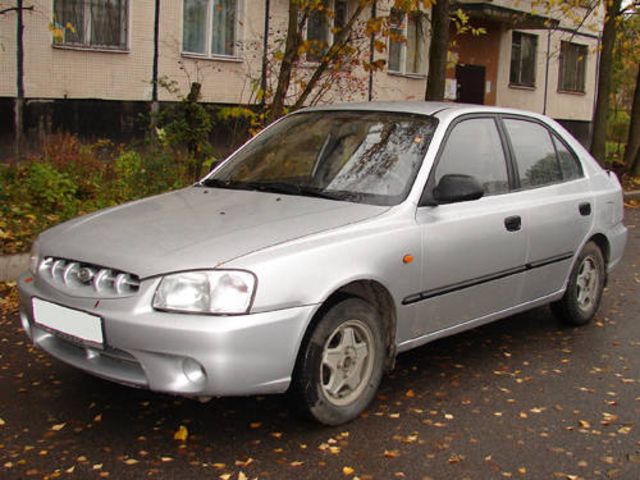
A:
29,240,40,275
153,270,256,314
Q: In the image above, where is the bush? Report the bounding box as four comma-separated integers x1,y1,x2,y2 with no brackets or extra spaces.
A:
0,136,192,255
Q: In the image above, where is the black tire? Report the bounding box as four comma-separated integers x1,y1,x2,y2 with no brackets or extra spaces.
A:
551,241,606,326
290,297,385,426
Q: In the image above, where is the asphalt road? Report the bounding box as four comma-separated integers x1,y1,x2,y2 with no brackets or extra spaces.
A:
1,210,639,480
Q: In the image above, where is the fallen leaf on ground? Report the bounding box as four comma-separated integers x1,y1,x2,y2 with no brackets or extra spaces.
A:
173,425,189,442
51,423,66,431
384,449,400,458
123,458,139,465
343,466,355,475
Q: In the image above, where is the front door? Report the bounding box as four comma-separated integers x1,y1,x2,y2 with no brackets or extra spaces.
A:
411,116,528,338
456,65,486,105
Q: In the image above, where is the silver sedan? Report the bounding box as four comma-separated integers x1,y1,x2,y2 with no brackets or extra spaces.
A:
18,102,627,425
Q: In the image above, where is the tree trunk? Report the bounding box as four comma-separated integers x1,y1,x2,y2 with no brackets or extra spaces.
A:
425,0,450,101
624,65,640,174
269,0,302,122
15,0,25,161
590,0,622,164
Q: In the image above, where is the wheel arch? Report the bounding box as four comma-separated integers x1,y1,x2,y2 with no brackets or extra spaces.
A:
293,279,398,380
587,232,610,267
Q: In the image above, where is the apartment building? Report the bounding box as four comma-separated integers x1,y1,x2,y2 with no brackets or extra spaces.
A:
0,0,601,146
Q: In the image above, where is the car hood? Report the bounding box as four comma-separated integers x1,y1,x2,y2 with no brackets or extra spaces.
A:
40,187,388,278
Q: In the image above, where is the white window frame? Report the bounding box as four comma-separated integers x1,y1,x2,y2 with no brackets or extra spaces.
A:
52,0,130,51
387,8,427,77
181,0,243,61
304,0,349,63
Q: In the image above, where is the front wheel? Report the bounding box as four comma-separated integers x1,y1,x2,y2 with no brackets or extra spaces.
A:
290,298,385,425
551,241,606,326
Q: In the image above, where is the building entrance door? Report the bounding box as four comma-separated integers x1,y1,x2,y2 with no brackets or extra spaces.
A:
456,64,486,104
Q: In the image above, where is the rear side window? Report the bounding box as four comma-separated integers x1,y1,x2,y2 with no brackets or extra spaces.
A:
504,119,562,189
552,134,583,181
435,118,509,195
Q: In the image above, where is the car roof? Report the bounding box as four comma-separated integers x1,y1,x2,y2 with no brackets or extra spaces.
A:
298,101,548,121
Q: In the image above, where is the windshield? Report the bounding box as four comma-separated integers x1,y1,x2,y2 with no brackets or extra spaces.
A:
202,111,437,206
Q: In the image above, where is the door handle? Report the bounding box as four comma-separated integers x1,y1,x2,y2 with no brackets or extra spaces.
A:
579,202,591,216
504,215,522,232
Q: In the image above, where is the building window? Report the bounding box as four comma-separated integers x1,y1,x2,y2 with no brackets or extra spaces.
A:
306,0,348,62
509,32,537,87
558,41,587,93
183,0,240,57
53,0,128,49
388,9,427,76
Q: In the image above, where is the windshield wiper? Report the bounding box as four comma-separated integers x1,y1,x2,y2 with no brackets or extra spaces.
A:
200,179,350,202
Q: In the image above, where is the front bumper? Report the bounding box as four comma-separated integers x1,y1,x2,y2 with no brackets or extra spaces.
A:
17,272,316,396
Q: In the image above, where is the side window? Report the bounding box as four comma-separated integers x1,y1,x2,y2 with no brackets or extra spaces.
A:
552,134,583,181
504,119,562,189
435,118,509,195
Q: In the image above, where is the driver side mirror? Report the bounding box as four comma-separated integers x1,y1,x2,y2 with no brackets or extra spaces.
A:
432,174,484,204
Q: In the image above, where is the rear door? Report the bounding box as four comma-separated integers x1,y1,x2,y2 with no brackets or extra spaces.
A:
500,116,593,302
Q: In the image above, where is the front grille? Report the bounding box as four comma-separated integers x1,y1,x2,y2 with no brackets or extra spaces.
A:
39,257,140,298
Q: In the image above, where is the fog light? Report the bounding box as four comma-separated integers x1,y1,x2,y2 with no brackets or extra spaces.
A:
182,358,206,385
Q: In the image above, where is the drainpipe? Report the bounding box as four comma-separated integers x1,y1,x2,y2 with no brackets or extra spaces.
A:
368,0,377,101
260,0,270,106
591,33,601,145
15,0,25,160
542,28,550,115
151,0,160,123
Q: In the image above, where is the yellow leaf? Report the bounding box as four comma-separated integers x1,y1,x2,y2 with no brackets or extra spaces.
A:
51,423,66,431
212,463,226,469
290,461,304,467
405,389,415,398
618,426,631,434
235,458,253,467
249,422,262,429
160,457,173,462
0,417,5,426
94,414,102,422
238,472,248,480
578,420,591,428
124,458,139,465
343,466,355,475
65,465,75,473
173,425,189,442
384,449,400,458
220,475,232,480
271,432,283,439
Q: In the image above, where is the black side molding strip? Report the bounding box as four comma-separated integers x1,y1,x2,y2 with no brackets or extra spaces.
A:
402,251,574,306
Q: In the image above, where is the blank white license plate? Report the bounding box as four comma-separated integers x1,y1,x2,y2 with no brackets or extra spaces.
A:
32,298,104,345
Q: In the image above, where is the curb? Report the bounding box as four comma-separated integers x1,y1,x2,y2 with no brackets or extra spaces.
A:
2,191,639,282
0,254,29,282
624,190,640,201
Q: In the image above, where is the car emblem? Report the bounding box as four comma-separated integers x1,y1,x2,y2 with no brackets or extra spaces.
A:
77,267,95,284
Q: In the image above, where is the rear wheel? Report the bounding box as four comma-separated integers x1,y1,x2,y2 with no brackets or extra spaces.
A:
551,241,605,326
291,297,385,425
